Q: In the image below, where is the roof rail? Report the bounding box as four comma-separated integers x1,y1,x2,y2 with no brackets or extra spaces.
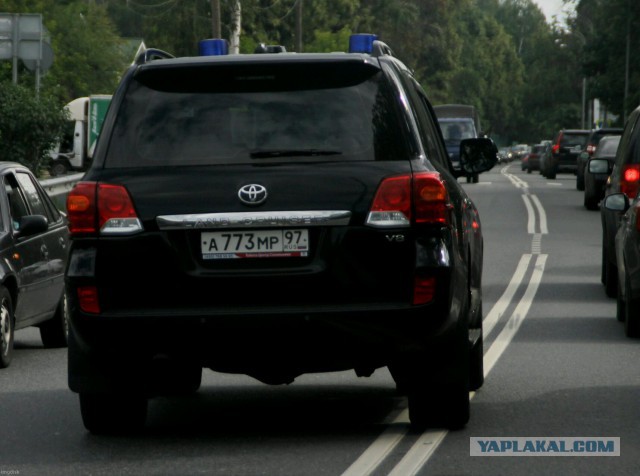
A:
371,40,395,58
134,48,175,65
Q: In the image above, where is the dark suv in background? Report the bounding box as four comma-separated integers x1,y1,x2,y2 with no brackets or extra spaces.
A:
543,129,590,179
601,106,640,299
576,128,624,190
65,34,497,434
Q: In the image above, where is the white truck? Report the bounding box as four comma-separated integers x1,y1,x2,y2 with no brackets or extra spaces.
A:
49,95,112,176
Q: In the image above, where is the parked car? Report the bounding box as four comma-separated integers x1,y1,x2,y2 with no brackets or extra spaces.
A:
577,128,623,191
584,135,621,210
64,35,497,434
601,106,640,298
544,129,590,179
0,163,69,368
524,143,547,173
603,192,640,336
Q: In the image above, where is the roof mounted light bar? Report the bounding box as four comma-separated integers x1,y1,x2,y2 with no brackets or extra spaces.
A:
199,38,230,56
348,33,394,57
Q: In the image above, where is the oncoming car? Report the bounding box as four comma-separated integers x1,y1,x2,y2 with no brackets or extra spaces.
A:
65,34,497,434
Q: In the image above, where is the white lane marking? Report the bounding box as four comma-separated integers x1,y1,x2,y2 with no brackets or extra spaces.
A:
342,167,548,476
482,254,532,339
522,194,536,234
387,430,447,476
385,255,547,476
530,194,548,234
547,182,563,186
483,254,547,376
341,410,410,476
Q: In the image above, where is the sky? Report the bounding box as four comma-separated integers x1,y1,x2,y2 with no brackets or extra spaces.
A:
534,0,576,23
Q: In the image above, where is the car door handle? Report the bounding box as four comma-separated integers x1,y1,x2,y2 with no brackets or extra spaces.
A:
41,244,49,259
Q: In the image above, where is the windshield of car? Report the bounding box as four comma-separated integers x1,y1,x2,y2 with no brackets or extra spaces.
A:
438,118,477,144
105,67,410,167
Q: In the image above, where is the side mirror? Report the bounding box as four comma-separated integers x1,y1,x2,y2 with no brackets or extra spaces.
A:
588,158,610,174
603,193,629,212
16,215,49,238
459,138,498,174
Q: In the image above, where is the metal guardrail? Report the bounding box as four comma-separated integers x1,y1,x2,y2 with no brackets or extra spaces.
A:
39,172,84,210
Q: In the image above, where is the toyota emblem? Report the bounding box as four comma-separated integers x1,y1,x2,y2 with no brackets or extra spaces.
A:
238,184,268,206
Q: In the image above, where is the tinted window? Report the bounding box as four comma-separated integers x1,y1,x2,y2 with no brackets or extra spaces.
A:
595,137,621,157
106,69,410,167
560,133,589,148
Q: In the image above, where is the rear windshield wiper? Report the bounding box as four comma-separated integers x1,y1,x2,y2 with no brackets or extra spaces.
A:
250,149,343,159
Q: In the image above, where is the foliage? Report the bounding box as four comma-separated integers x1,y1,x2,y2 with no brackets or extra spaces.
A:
1,0,638,148
0,82,67,175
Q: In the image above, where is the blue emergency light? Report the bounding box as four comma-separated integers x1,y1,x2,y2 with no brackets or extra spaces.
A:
349,34,378,54
199,39,229,56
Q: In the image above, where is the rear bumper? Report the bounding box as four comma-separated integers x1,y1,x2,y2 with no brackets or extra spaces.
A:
67,293,465,393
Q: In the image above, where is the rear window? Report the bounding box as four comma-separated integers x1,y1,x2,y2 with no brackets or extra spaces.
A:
560,133,589,148
595,137,621,157
104,64,410,167
438,118,477,142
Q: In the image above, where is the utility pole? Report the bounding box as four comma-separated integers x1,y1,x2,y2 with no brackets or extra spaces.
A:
295,0,302,52
211,0,221,38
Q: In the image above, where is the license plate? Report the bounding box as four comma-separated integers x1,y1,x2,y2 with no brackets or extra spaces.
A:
201,229,309,259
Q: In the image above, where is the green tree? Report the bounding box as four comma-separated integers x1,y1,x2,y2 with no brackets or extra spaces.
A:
0,82,67,174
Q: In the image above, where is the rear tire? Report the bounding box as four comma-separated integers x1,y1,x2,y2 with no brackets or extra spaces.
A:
576,172,585,191
469,331,484,391
0,287,14,369
49,160,69,177
80,393,148,434
584,188,599,210
408,384,469,430
624,279,640,338
604,256,618,298
39,290,69,348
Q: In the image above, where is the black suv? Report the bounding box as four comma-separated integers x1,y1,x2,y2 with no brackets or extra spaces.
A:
601,106,640,299
65,35,497,433
544,129,590,179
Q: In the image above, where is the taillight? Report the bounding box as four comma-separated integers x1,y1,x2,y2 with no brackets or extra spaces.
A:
552,144,560,154
412,172,452,225
413,276,436,305
67,182,97,234
67,182,143,236
78,286,100,314
621,164,640,199
587,144,596,155
367,175,412,227
366,172,452,227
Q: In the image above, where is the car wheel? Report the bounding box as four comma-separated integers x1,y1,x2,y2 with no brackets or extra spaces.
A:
408,383,470,430
49,160,69,177
616,280,626,322
624,279,640,338
472,173,479,183
39,290,69,348
469,330,484,391
584,187,599,210
80,393,148,434
527,167,532,174
576,172,585,191
604,256,618,298
0,287,14,369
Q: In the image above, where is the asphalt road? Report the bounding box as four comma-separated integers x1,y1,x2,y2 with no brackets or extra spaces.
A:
1,164,638,475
